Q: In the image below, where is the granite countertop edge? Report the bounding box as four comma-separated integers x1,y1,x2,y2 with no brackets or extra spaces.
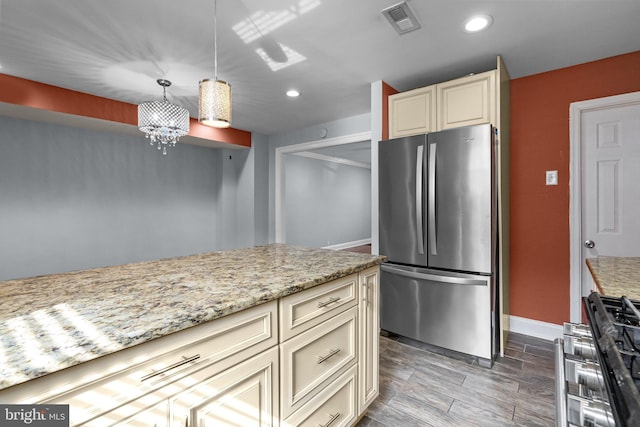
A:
586,256,640,300
0,244,386,391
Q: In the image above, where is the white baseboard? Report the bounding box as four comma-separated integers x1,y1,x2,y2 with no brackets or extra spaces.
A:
323,238,371,251
508,315,563,341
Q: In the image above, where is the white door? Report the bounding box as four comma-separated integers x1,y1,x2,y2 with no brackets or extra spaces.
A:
571,91,640,320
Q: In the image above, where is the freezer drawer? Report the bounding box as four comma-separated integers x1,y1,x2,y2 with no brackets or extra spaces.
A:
380,263,494,362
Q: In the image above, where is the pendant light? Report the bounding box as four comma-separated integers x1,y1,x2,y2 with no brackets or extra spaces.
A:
138,79,190,155
199,0,232,128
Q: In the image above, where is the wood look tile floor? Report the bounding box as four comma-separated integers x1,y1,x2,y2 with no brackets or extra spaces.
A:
357,332,556,427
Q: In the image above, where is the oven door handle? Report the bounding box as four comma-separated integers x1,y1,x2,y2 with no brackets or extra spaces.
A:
554,338,567,427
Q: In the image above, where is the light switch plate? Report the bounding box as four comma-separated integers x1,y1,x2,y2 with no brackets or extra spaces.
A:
546,170,558,186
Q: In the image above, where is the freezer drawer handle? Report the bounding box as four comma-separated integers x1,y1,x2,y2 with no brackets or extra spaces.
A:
381,264,487,286
317,348,341,364
317,296,341,308
416,144,425,254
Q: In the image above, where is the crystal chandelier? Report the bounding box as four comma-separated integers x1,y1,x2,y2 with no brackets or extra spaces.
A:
138,79,190,155
199,0,232,128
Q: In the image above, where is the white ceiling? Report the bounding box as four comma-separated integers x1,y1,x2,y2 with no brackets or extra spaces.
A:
0,0,638,136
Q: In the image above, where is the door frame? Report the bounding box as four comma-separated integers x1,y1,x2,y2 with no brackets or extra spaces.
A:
569,91,640,322
275,131,371,243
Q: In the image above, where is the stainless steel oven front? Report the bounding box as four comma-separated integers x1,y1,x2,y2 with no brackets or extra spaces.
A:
555,322,615,426
555,293,640,427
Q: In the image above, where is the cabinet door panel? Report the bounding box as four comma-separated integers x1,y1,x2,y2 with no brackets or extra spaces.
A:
437,70,496,130
170,347,279,427
389,85,436,138
358,267,379,412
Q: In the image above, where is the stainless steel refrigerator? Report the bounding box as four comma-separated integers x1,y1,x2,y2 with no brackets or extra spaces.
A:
378,123,498,366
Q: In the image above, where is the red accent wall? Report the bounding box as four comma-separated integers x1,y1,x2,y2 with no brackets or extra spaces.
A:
381,81,398,140
510,51,640,324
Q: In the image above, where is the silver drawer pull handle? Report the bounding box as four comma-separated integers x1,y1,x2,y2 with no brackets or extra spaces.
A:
317,348,341,364
362,281,371,305
318,412,341,427
317,296,341,308
140,354,201,382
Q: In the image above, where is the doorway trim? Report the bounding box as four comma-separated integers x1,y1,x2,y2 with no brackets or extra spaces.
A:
569,91,640,322
275,131,371,243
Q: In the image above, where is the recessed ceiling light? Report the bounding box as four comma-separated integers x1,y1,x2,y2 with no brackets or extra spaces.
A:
464,15,492,32
286,89,300,97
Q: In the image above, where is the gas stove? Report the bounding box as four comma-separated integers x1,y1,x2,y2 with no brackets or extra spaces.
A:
555,293,640,426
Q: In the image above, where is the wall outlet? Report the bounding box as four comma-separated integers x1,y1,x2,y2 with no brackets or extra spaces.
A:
546,170,558,186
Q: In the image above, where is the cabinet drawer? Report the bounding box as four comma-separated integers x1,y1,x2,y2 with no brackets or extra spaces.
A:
280,273,357,341
282,365,357,427
44,301,277,426
280,307,358,418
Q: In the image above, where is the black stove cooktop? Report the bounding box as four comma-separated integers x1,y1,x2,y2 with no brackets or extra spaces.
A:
584,293,640,426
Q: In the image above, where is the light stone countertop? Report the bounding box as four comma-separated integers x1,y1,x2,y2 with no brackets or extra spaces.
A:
0,244,385,391
586,256,640,300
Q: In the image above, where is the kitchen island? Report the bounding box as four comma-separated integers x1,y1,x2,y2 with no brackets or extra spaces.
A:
586,256,640,300
0,244,385,426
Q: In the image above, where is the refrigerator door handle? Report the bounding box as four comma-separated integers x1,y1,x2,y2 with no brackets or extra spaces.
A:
428,142,437,255
381,264,487,286
416,145,424,254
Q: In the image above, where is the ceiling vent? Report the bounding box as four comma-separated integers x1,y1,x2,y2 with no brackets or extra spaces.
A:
382,1,421,35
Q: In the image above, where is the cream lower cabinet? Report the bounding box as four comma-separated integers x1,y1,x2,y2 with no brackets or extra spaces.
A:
0,267,380,427
280,267,380,426
0,300,279,427
106,347,279,427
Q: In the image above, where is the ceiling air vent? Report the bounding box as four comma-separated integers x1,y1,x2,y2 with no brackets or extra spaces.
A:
382,1,421,35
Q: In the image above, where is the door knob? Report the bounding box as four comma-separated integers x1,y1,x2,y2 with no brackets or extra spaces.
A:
584,240,595,249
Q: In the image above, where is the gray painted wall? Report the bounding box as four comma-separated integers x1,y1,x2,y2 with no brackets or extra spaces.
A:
252,133,270,246
0,115,253,280
0,110,372,280
267,113,371,243
285,155,371,247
